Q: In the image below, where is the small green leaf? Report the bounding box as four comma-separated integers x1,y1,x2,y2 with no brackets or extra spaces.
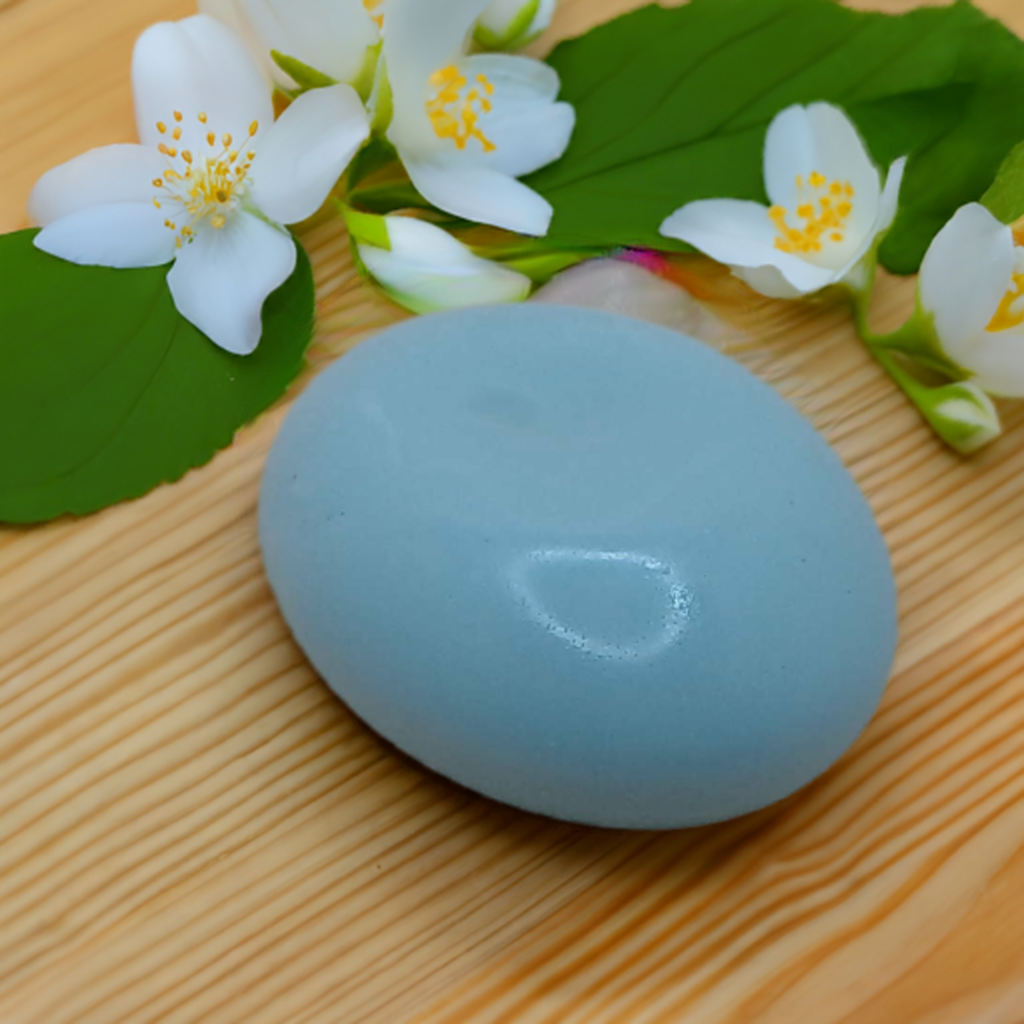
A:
0,230,315,524
981,139,1024,225
342,206,392,250
271,50,337,92
529,0,1024,274
368,52,394,132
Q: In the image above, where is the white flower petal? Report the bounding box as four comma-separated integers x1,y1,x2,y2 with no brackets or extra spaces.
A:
919,202,1014,364
360,217,531,313
958,325,1024,398
876,156,907,234
477,102,575,177
271,0,378,86
403,154,553,235
197,0,276,86
660,198,836,295
662,198,779,253
732,264,809,300
211,0,379,88
385,0,492,149
445,55,572,176
250,84,370,225
34,204,177,269
133,16,272,151
167,211,296,355
830,156,908,287
462,53,561,106
764,103,880,225
28,145,168,226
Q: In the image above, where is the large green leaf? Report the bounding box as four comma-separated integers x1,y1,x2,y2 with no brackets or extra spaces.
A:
0,230,314,524
528,0,1024,273
981,138,1024,224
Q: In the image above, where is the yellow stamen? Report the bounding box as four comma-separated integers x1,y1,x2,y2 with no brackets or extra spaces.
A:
153,110,256,247
987,270,1024,332
156,121,167,135
426,64,496,153
172,126,182,141
771,172,856,255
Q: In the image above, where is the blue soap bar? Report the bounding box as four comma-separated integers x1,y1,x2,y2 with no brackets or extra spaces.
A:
260,305,897,829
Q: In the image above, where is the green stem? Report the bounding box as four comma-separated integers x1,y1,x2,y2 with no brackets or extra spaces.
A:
498,249,594,285
850,289,1000,454
850,286,962,377
868,344,930,405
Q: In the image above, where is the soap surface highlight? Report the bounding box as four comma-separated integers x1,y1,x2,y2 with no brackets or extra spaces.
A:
260,305,897,829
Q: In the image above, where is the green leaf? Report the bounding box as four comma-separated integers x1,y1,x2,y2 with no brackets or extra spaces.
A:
341,205,392,249
529,0,1024,274
0,230,315,524
981,139,1024,225
271,50,337,91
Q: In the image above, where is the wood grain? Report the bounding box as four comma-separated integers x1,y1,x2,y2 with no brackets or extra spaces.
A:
4,1,1024,1021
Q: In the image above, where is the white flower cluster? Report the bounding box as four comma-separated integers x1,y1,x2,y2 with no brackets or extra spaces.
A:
660,101,1020,451
29,0,573,353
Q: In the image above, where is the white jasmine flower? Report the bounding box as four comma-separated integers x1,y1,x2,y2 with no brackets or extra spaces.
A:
476,0,557,51
918,202,1024,397
29,15,370,355
198,0,380,91
660,103,906,299
383,0,575,237
351,213,531,312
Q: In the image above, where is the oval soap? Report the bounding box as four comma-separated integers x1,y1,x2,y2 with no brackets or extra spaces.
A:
259,305,897,829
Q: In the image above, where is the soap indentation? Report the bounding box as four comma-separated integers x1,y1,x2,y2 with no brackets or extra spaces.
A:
509,548,695,662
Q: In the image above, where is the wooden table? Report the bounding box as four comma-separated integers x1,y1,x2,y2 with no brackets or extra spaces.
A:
4,0,1024,1020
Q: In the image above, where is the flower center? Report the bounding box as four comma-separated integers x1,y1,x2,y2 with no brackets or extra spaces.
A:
426,65,496,153
362,0,384,28
151,111,259,248
987,267,1024,332
770,172,855,255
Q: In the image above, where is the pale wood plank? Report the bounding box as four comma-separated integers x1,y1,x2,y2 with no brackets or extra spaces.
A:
4,1,1024,1022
